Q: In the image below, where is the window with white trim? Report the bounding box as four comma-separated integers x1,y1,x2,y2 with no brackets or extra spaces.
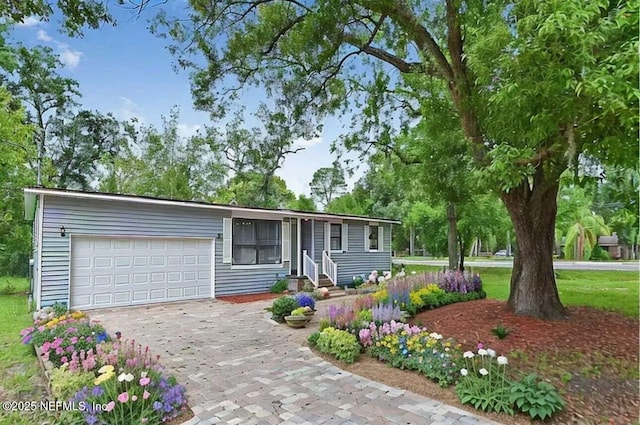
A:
232,219,282,265
368,225,379,250
330,223,342,251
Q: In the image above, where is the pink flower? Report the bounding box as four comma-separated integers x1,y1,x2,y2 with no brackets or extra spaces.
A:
42,341,51,352
61,356,68,363
70,337,78,344
117,392,129,403
139,377,151,386
477,342,484,349
55,347,64,355
37,326,45,332
105,401,115,412
85,336,93,343
143,390,150,400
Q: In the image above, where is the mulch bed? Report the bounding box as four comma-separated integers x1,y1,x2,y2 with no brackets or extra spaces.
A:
406,299,639,424
410,299,639,361
216,292,281,303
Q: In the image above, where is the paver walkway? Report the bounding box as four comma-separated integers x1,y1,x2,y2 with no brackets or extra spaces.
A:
92,298,502,425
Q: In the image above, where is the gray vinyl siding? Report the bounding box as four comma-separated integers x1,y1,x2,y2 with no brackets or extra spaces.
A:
39,196,289,306
330,221,392,286
313,219,325,263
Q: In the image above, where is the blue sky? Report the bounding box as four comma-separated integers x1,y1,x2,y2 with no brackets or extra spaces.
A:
10,5,362,199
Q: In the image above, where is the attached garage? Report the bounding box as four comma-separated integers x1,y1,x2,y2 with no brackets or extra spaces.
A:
70,236,213,309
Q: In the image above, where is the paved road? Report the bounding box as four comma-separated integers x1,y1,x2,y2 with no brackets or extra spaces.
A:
393,258,639,272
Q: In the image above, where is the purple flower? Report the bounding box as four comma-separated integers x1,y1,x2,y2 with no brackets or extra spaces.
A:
91,386,104,397
153,401,163,411
294,293,315,310
86,414,98,425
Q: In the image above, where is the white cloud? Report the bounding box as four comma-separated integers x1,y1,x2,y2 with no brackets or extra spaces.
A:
59,47,83,69
115,97,145,123
36,29,52,42
177,123,202,139
33,30,83,69
17,16,40,27
292,136,323,149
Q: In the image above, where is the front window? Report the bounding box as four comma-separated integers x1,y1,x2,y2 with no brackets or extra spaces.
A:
330,223,342,251
369,225,379,250
232,219,282,265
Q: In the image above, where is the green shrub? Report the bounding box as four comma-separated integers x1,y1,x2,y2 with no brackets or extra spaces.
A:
307,331,321,347
491,323,511,340
318,318,330,331
509,374,565,420
268,296,299,323
270,278,289,293
50,368,95,401
315,327,360,364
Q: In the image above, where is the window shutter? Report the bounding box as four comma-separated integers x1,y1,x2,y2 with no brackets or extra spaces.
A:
324,221,330,252
378,226,384,252
222,218,232,264
282,221,290,261
364,225,369,251
341,223,348,252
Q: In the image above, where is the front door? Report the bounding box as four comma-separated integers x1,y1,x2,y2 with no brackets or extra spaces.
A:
300,219,313,275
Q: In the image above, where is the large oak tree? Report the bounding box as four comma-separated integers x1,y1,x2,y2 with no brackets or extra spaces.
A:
157,0,637,319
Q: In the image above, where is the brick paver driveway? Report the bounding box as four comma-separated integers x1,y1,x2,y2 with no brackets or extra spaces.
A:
92,299,501,425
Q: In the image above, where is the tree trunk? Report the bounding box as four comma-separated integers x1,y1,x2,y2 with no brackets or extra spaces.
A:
409,226,415,256
458,233,465,271
446,203,458,270
501,167,568,320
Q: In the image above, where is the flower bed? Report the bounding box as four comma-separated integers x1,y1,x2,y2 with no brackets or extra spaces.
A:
21,304,189,424
306,271,566,421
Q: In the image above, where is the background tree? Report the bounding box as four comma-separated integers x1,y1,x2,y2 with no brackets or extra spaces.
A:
309,164,347,208
287,194,316,212
155,0,638,319
5,45,80,186
100,108,226,200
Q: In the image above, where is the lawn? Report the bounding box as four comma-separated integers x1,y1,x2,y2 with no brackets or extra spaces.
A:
402,265,639,317
0,277,55,425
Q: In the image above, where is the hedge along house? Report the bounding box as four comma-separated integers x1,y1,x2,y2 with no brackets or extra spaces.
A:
24,188,399,310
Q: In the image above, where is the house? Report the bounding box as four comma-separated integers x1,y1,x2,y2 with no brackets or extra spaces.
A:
24,188,399,310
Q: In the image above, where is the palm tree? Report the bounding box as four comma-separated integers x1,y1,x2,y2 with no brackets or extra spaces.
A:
564,211,610,260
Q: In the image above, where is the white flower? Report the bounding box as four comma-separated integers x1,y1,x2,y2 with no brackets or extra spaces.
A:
140,371,148,378
479,368,489,376
463,351,475,359
487,348,496,357
429,332,443,340
497,356,508,365
460,368,468,376
118,372,134,382
477,348,488,356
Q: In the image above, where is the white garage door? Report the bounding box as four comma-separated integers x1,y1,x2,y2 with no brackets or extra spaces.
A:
70,236,213,309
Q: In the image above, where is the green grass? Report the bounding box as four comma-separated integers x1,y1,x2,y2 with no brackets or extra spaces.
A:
402,265,639,317
0,276,30,295
0,277,55,425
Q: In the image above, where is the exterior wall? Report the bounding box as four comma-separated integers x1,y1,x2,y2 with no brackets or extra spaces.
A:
330,221,392,286
39,196,289,306
313,219,326,263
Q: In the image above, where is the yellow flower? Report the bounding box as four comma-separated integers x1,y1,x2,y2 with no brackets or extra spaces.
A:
94,371,114,385
98,365,114,374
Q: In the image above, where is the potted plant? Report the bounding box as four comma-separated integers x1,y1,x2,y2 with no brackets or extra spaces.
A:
285,308,309,328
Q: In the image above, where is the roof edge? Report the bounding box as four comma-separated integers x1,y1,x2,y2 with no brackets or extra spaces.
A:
23,187,402,224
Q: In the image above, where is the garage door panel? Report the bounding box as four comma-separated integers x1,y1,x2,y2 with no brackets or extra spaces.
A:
93,293,112,306
133,273,149,284
71,237,212,309
114,292,131,303
94,275,112,286
149,289,165,299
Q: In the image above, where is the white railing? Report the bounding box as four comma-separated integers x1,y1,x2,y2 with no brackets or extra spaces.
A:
322,250,338,286
302,250,318,288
